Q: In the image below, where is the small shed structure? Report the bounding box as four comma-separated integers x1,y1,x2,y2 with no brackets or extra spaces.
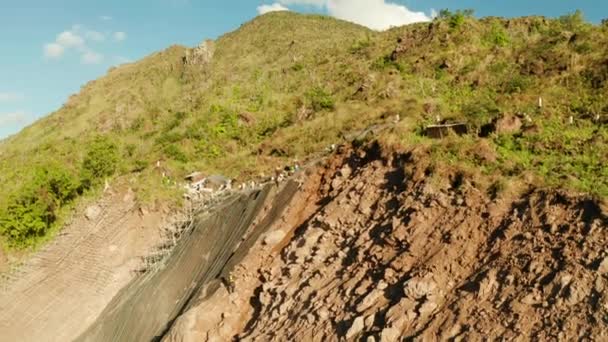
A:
185,171,205,183
425,123,468,139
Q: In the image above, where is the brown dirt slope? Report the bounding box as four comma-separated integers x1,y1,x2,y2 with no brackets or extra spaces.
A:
165,142,608,341
0,188,167,342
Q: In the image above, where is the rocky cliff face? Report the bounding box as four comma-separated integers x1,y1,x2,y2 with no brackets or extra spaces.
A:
184,39,215,66
3,142,606,341
164,142,608,341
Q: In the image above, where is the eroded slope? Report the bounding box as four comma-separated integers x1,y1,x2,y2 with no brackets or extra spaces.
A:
0,188,167,342
165,143,608,341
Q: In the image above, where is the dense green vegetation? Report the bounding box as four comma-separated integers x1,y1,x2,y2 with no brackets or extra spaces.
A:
0,165,78,247
0,136,120,247
81,136,120,188
1,10,607,248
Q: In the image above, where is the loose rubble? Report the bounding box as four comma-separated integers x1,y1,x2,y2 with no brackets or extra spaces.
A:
164,143,608,341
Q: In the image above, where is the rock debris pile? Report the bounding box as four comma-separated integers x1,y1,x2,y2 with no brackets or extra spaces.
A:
163,142,607,341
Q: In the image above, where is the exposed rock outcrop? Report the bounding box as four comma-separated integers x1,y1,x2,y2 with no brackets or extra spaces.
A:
164,143,608,341
184,39,215,66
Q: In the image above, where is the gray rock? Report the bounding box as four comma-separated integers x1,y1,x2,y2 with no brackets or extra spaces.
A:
85,205,102,221
364,314,375,328
598,257,608,275
318,308,330,320
263,229,287,246
306,313,315,324
595,277,605,292
566,280,590,306
345,316,365,340
340,165,352,179
259,291,271,306
418,300,438,316
356,289,382,313
403,277,437,299
380,327,400,342
331,178,343,190
496,115,522,134
184,39,215,66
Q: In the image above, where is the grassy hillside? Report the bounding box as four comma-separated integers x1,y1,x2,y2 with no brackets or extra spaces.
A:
1,11,607,248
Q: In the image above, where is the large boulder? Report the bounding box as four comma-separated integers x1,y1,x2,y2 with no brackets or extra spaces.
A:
85,205,102,221
495,115,523,134
184,39,215,66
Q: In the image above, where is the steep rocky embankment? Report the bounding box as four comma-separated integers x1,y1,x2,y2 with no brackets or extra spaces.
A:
0,175,298,342
165,142,608,341
0,187,168,342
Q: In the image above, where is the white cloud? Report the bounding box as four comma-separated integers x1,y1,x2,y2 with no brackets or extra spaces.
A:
113,56,132,65
56,31,85,48
279,0,325,5
0,111,29,126
100,15,113,21
44,42,65,58
113,31,127,42
85,30,106,42
274,0,431,30
258,3,290,14
328,0,430,30
81,51,104,64
0,92,24,102
43,26,126,64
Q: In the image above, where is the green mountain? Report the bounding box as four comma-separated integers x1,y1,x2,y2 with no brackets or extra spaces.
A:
1,11,607,248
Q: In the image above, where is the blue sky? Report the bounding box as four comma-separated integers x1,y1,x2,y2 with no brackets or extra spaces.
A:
0,0,606,138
